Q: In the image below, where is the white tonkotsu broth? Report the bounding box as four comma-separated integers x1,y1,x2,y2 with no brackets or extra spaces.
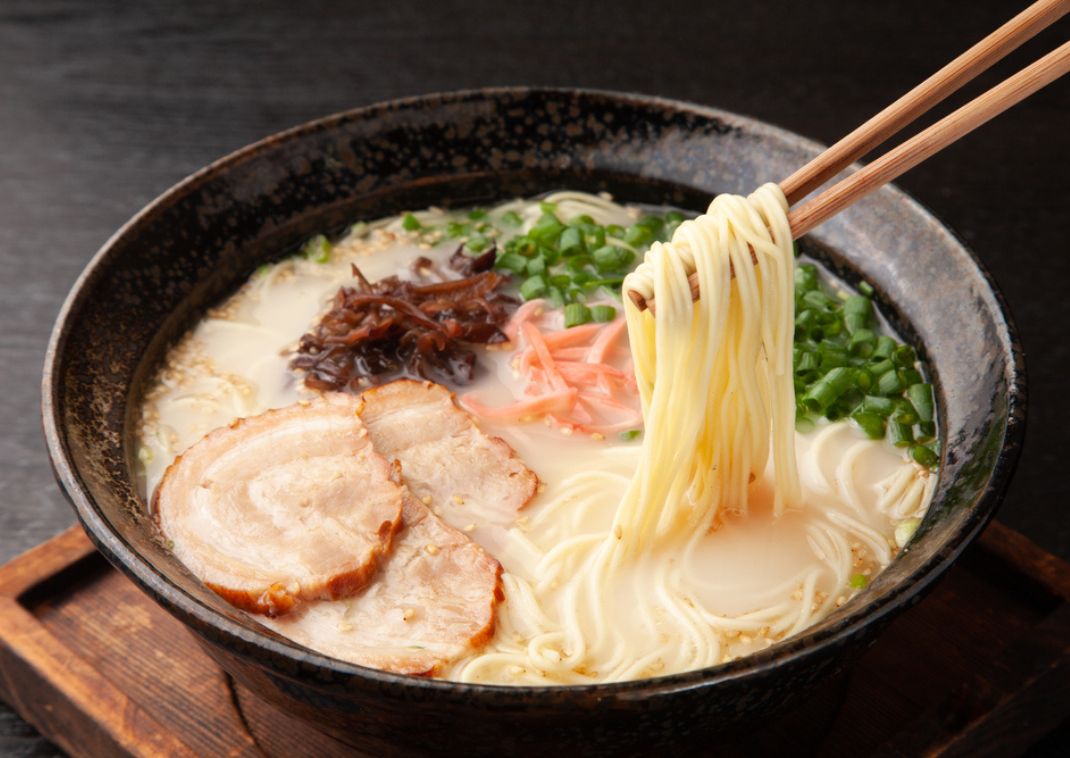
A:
139,192,934,685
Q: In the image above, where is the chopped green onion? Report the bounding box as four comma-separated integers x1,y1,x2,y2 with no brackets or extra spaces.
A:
910,443,938,468
803,290,836,311
559,227,585,256
499,210,523,227
802,367,855,411
851,410,886,440
619,429,642,441
896,368,921,388
584,226,606,249
861,395,896,417
624,223,653,246
401,213,421,231
843,295,872,333
591,304,617,322
519,275,547,301
466,235,490,253
858,281,875,297
564,303,592,328
877,370,904,396
894,517,921,547
592,245,635,272
848,328,876,356
893,344,916,368
529,213,564,243
873,336,897,359
868,358,894,376
467,208,487,220
496,252,528,273
795,265,818,292
849,573,869,589
889,419,914,447
300,234,332,263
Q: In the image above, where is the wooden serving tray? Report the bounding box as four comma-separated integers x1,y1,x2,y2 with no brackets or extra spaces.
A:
0,522,1067,757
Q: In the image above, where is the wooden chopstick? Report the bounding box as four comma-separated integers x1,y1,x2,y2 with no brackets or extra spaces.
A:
781,0,1070,205
630,13,1070,314
788,39,1070,238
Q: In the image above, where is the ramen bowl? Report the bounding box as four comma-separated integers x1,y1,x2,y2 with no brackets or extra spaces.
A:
42,88,1025,754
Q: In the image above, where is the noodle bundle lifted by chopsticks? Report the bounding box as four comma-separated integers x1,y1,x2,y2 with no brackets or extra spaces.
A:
619,183,800,556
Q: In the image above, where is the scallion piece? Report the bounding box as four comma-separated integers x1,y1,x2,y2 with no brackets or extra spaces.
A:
843,295,872,333
851,410,886,440
499,210,523,227
848,328,876,356
873,336,897,359
893,344,916,368
868,358,894,376
877,370,904,396
907,384,934,423
519,275,547,301
401,213,421,231
592,245,635,272
861,395,896,417
591,304,617,322
624,224,653,246
300,234,332,263
466,235,490,253
802,367,855,411
889,419,914,447
529,213,564,243
849,573,869,589
496,252,529,273
619,429,642,441
564,303,592,328
559,227,585,256
910,444,938,468
795,265,818,292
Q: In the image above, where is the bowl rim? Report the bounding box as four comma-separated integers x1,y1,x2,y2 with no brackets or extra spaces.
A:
41,85,1027,700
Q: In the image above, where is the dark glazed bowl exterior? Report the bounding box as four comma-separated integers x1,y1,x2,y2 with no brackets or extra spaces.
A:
43,88,1025,755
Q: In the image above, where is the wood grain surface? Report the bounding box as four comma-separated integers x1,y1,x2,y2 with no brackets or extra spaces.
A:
1,0,1067,754
1,521,1067,757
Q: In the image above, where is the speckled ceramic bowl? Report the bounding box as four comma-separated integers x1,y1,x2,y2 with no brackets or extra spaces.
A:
43,88,1025,755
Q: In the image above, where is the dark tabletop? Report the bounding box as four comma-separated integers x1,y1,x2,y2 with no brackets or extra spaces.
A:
1,0,1067,754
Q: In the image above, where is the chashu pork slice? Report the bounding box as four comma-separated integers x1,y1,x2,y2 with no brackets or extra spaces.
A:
154,394,404,617
357,379,538,528
263,487,503,676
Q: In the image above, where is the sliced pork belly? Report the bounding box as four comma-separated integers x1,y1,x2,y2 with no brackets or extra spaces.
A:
154,394,403,617
357,379,538,528
263,488,503,676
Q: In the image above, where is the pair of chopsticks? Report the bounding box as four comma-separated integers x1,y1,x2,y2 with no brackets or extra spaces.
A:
631,0,1070,313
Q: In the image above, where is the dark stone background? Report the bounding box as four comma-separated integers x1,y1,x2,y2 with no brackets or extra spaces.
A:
1,0,1066,753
